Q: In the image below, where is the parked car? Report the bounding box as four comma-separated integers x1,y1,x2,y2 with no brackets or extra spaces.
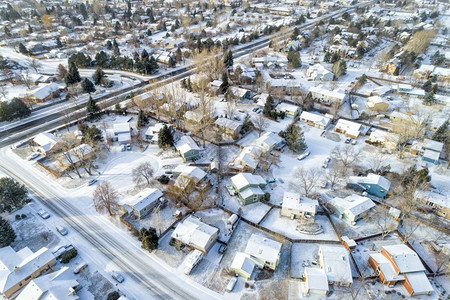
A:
226,276,238,293
111,271,125,283
345,138,352,144
52,244,74,259
88,179,97,186
351,139,357,145
218,244,228,254
56,226,68,236
38,209,50,219
27,152,39,161
126,144,132,151
297,151,311,160
322,157,331,168
73,262,88,274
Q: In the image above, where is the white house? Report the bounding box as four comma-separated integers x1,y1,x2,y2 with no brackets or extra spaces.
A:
244,234,282,270
171,215,218,254
328,194,375,225
306,64,334,81
119,188,163,219
145,123,173,144
113,123,131,145
253,132,284,153
281,192,318,219
33,132,61,155
309,85,347,105
274,102,301,118
303,267,329,296
230,252,256,280
319,245,353,286
299,111,331,129
173,165,207,189
334,119,362,139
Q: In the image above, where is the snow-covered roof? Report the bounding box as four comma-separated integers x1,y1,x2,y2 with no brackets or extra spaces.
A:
239,186,265,200
382,244,425,273
424,139,444,153
113,123,130,134
62,144,93,165
275,102,300,113
304,267,329,292
16,267,79,300
230,252,255,275
30,82,63,99
369,129,399,145
231,173,266,191
245,234,282,265
176,136,200,155
282,192,318,214
215,117,242,131
0,246,55,294
404,272,434,295
33,132,61,152
369,253,405,282
119,188,163,212
349,173,391,191
171,215,218,250
319,245,353,285
300,111,331,126
309,85,347,100
173,165,207,185
235,151,259,170
415,190,449,209
335,119,362,136
330,194,375,217
253,132,283,150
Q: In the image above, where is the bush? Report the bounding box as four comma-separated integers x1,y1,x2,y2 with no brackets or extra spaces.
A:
15,214,21,220
60,248,78,263
21,214,26,219
157,175,170,184
264,192,271,201
107,291,120,300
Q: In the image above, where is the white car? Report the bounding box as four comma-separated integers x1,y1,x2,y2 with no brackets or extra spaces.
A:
56,226,68,236
322,157,331,168
27,153,39,161
226,276,238,293
297,151,311,160
37,209,50,219
111,271,125,283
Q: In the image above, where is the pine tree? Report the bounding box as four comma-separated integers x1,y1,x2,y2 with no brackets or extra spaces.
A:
81,78,96,93
263,95,277,119
0,217,16,247
65,61,81,86
92,68,105,85
0,177,28,213
157,125,174,149
432,119,449,143
423,92,436,105
140,227,158,252
56,37,63,48
282,124,306,153
9,98,31,119
18,43,28,55
224,50,233,68
287,50,301,68
220,72,229,94
105,40,112,50
86,95,100,117
137,110,147,128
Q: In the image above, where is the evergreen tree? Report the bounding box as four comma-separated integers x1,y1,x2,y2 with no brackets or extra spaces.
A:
56,37,63,48
287,49,301,68
332,60,347,78
65,61,81,86
242,113,254,133
92,68,105,85
82,124,104,147
140,227,159,252
0,177,28,213
282,124,306,153
157,125,174,149
86,95,100,117
137,110,147,128
323,52,331,63
95,51,109,67
141,49,149,60
0,217,16,247
81,78,96,93
18,43,28,55
105,40,113,50
224,50,233,68
220,72,229,94
422,80,432,92
291,27,299,40
432,119,449,143
9,98,31,119
423,92,436,105
263,95,277,119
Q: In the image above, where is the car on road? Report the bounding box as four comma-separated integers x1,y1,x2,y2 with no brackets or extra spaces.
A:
297,151,310,160
56,226,68,236
322,157,331,168
27,152,39,161
218,244,227,254
112,271,125,283
351,139,357,145
226,276,238,293
37,209,50,219
345,138,352,144
88,179,97,186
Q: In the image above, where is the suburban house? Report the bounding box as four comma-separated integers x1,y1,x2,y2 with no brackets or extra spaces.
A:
368,129,399,150
280,192,318,219
173,165,208,190
348,173,391,198
230,87,251,101
274,102,301,118
230,173,267,205
381,57,400,75
415,190,449,219
306,64,334,81
411,139,444,165
299,111,331,129
394,84,425,98
368,244,433,296
244,234,282,270
318,245,353,286
253,132,284,153
59,143,94,170
119,188,163,219
184,110,206,124
32,132,62,156
215,118,242,140
230,252,256,280
367,96,390,112
0,246,56,298
234,146,261,172
113,123,131,145
303,267,329,296
334,119,363,139
171,215,219,254
28,82,64,102
176,136,200,162
145,123,174,144
328,194,376,225
309,85,348,105
15,267,82,300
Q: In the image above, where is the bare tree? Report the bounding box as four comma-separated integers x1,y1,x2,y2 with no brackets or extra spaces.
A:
73,144,95,176
433,251,450,276
290,167,323,197
331,145,362,168
325,162,345,189
132,162,154,186
26,57,43,73
224,102,237,119
165,176,196,207
253,114,269,137
193,48,223,81
58,137,82,178
93,181,119,216
366,206,397,240
0,85,8,100
368,151,388,172
340,278,368,300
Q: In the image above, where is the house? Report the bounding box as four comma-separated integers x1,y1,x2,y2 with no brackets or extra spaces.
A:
306,64,334,81
119,188,163,219
341,236,357,250
328,194,375,225
210,80,223,95
176,136,200,162
367,96,390,112
299,111,331,129
0,246,56,298
415,190,449,219
244,234,282,270
173,165,207,189
230,87,251,101
171,215,218,254
32,132,62,156
113,123,131,145
16,267,81,300
394,84,425,98
274,102,301,118
419,139,444,165
59,143,94,170
234,146,261,172
280,192,318,219
230,173,267,205
253,132,284,153
145,123,174,144
368,129,399,149
334,119,362,139
368,244,433,296
381,58,400,75
215,118,242,140
303,267,329,296
230,252,256,280
184,110,206,124
309,85,348,105
29,82,63,102
348,173,391,198
318,245,353,286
